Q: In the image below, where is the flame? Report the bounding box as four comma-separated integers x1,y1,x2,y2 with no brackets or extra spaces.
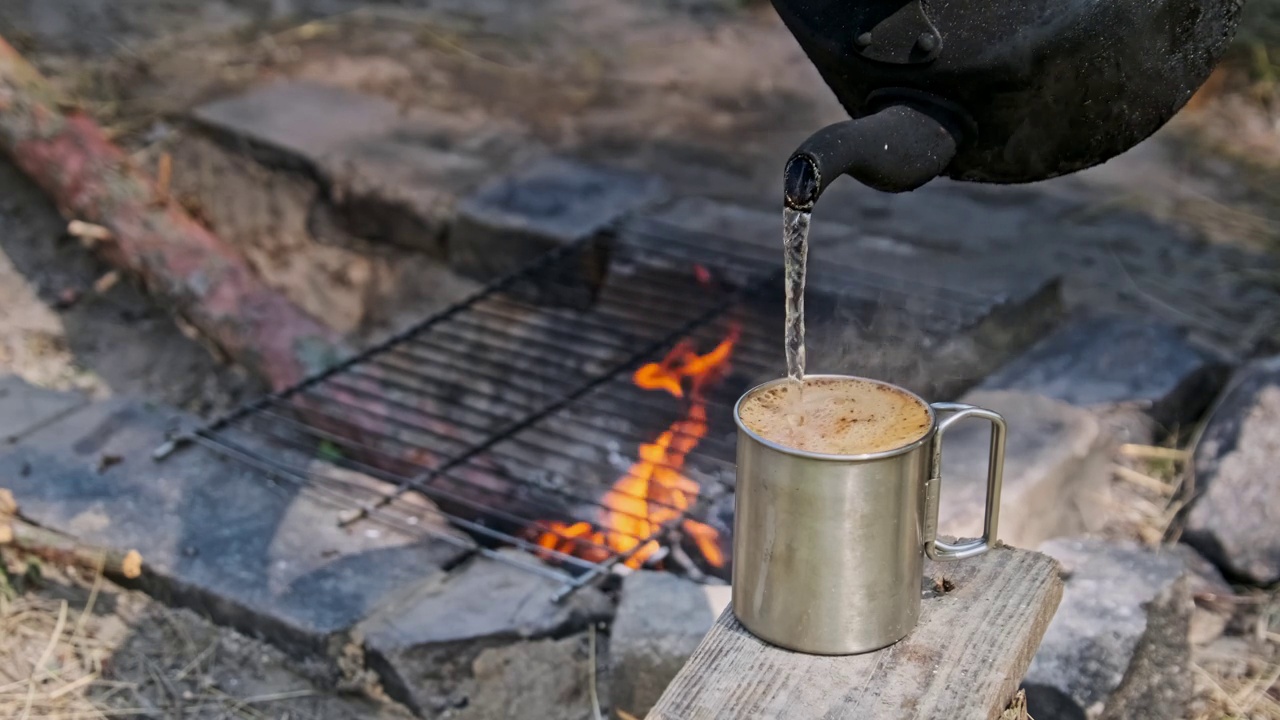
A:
535,323,739,569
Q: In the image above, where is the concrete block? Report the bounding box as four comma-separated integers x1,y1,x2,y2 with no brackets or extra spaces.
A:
0,397,470,659
450,157,668,299
937,390,1115,550
610,571,731,718
0,375,87,442
1024,538,1192,720
450,633,596,720
626,197,1063,400
980,314,1229,442
191,80,400,171
356,549,612,714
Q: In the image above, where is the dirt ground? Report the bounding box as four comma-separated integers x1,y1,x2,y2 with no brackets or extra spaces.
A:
0,1,1279,718
0,561,416,719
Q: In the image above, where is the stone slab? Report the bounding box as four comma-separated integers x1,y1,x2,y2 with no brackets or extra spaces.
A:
191,82,538,258
1024,538,1192,720
0,390,471,659
191,80,400,171
979,314,1229,442
319,123,537,254
1184,355,1280,584
1173,544,1235,646
937,390,1115,550
0,375,88,442
451,633,596,720
647,547,1062,720
356,548,612,714
450,156,668,290
626,197,1064,400
611,571,732,718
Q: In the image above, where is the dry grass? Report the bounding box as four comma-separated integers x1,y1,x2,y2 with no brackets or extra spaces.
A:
0,558,124,720
0,550,410,720
1104,442,1280,720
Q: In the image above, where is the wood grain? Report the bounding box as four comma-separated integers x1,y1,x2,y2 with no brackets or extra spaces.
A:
647,546,1062,720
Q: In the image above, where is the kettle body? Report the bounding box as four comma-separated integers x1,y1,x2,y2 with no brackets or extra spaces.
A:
773,0,1243,202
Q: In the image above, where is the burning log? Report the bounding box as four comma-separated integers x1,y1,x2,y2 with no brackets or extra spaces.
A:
533,325,739,571
0,35,341,391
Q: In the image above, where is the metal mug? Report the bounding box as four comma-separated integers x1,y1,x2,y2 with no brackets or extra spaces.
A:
731,374,1007,655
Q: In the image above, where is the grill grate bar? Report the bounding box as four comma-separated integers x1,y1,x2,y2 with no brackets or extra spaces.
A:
347,272,766,523
209,412,660,556
319,370,738,483
185,431,623,574
169,225,802,598
250,393,702,523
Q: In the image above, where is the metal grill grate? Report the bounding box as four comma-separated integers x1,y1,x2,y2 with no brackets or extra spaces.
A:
158,217,996,599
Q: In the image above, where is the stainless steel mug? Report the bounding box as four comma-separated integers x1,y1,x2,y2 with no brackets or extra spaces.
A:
731,374,1007,655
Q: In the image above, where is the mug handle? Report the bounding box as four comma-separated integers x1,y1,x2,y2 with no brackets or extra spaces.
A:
923,402,1007,561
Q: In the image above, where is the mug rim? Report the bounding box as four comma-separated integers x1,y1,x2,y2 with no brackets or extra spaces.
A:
733,374,937,462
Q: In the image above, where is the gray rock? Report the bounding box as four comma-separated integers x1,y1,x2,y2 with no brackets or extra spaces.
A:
1024,538,1192,720
1172,544,1235,646
627,197,1063,400
356,549,612,714
450,157,668,299
937,390,1115,550
191,81,534,257
319,122,537,254
1184,355,1280,584
449,633,596,720
191,80,400,171
0,375,87,442
979,314,1228,442
0,393,470,661
610,571,731,717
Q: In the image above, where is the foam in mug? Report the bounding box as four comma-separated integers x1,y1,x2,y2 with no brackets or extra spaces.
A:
739,377,932,455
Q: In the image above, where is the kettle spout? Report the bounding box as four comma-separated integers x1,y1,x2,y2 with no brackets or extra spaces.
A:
783,104,961,211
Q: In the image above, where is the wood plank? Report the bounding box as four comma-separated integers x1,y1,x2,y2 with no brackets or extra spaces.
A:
647,546,1062,720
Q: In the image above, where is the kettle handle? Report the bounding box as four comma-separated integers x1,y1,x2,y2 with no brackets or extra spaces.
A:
923,403,1006,561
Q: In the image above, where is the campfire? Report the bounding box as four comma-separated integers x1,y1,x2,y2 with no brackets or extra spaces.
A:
532,319,740,570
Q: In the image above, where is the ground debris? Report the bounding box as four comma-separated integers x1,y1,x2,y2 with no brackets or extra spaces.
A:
0,562,415,720
1000,689,1031,720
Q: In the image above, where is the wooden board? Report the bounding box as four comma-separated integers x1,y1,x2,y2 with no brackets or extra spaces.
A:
647,546,1062,720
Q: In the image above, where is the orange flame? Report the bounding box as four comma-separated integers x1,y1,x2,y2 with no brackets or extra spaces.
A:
534,323,739,569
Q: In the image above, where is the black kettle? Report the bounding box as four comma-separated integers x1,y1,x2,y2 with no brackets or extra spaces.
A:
775,0,1244,210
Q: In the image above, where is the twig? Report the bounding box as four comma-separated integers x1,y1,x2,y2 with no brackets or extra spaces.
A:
46,672,98,701
73,554,106,640
154,152,172,206
589,625,604,720
1193,663,1247,717
66,221,114,248
172,640,218,682
145,660,183,720
21,600,67,720
1,500,141,580
1236,661,1280,712
1112,464,1176,496
1118,444,1189,462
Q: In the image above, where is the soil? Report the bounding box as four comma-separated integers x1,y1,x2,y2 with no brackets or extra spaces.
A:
0,561,416,719
0,159,261,416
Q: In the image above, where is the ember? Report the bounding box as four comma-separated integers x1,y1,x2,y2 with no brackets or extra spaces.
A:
534,322,740,569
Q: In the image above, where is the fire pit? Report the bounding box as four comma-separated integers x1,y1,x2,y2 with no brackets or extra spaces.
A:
160,212,1036,600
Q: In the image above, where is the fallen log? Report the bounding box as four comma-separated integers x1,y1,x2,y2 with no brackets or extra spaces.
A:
0,489,143,579
0,37,582,551
0,36,342,391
